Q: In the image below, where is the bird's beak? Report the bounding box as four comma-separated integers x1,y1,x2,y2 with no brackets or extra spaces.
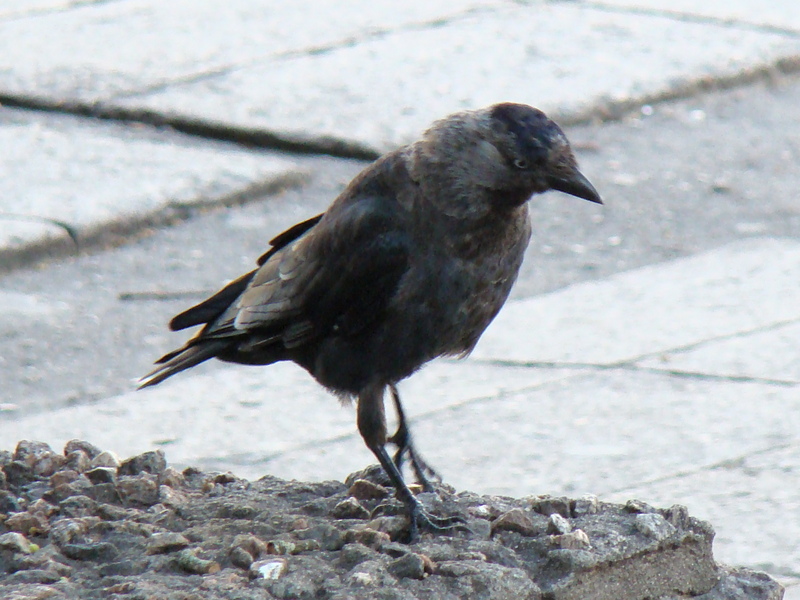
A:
548,169,603,204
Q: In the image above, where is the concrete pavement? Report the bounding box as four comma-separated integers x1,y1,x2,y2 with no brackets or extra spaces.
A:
1,0,798,595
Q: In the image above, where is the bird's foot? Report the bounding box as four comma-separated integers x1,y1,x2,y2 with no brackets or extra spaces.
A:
406,499,468,543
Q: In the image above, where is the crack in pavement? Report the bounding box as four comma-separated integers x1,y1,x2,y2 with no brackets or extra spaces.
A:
570,1,800,38
600,440,796,496
468,314,800,387
0,0,119,22
195,370,579,467
108,5,497,101
469,358,799,387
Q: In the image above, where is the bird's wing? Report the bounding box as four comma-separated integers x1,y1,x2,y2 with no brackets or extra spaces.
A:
168,213,324,332
206,197,411,350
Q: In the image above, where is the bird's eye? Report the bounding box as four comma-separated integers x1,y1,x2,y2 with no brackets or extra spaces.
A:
513,158,528,169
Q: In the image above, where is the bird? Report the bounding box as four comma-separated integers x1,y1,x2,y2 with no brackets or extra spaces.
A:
140,102,601,540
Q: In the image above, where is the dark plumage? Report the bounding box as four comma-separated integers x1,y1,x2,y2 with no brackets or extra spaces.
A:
140,102,601,540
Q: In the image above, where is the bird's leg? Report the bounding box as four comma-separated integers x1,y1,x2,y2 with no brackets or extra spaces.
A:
387,384,440,492
357,383,463,542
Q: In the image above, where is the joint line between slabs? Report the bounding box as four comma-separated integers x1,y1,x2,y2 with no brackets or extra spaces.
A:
574,1,800,38
241,371,583,465
107,6,499,101
468,357,798,387
600,441,796,496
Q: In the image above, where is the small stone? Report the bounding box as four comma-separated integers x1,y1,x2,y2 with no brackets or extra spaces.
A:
232,534,268,558
530,495,571,518
118,450,167,477
12,441,65,478
344,527,391,548
45,477,92,503
345,465,391,488
177,548,221,574
117,474,159,505
64,440,102,459
367,515,407,539
88,482,123,504
28,498,57,517
661,504,690,529
249,557,288,580
85,467,116,484
348,479,389,500
266,539,296,555
387,552,426,579
419,553,437,574
294,522,346,551
33,452,65,477
0,490,22,513
331,497,370,520
230,546,254,569
492,508,537,536
159,467,185,488
2,461,37,487
13,440,51,463
59,495,98,518
547,513,572,535
634,512,677,541
216,502,257,519
552,529,591,550
0,531,34,554
63,450,91,473
338,542,378,569
438,561,480,577
91,451,120,469
573,494,598,516
5,511,49,536
96,503,130,521
104,582,137,595
62,541,118,561
213,472,238,485
146,532,190,554
625,499,656,514
158,484,187,508
469,504,493,519
4,569,61,584
49,518,90,546
50,469,80,488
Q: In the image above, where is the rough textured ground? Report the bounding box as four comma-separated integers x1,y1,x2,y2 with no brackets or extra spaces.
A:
0,441,783,599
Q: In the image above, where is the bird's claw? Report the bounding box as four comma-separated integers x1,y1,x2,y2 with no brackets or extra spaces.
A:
407,501,469,542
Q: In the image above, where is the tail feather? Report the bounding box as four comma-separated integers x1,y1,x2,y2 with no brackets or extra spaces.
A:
138,340,228,389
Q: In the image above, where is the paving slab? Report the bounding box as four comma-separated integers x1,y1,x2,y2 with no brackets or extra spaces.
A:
0,107,305,261
639,320,800,384
0,0,504,99
0,360,577,479
112,3,800,152
472,237,800,365
257,369,797,494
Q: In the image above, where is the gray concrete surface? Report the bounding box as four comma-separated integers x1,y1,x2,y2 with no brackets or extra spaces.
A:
0,0,798,596
0,108,306,256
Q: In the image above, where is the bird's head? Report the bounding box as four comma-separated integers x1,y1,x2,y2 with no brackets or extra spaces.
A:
411,102,601,219
485,102,602,206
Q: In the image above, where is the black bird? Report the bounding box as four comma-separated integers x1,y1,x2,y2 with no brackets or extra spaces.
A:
140,102,601,540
